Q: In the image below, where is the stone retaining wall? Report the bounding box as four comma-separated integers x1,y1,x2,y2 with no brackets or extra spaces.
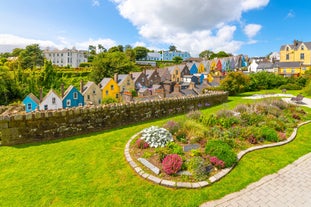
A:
0,92,228,146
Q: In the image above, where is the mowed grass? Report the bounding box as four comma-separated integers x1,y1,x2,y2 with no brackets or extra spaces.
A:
0,92,311,207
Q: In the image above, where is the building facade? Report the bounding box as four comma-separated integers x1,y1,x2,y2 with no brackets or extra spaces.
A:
44,47,88,68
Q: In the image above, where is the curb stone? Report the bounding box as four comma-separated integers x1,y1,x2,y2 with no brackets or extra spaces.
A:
124,121,311,188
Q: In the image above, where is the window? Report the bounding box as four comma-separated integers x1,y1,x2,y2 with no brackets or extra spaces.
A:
301,45,304,50
73,92,78,99
300,53,304,60
44,105,48,110
291,69,295,74
93,90,96,94
142,77,145,83
52,97,56,104
283,69,286,74
127,79,130,85
87,95,90,100
106,90,108,95
111,85,114,90
66,100,71,107
27,103,32,110
78,103,82,106
98,99,101,104
286,54,289,60
286,47,289,51
122,86,125,91
116,94,119,99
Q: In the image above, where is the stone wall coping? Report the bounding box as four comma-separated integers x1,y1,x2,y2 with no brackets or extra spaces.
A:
124,121,311,189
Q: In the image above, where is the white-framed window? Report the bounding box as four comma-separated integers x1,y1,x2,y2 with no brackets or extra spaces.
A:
286,54,289,60
27,103,32,110
301,45,304,50
52,97,56,104
44,105,48,110
300,53,304,60
73,92,78,99
66,100,71,107
87,95,90,100
78,103,82,106
93,90,96,94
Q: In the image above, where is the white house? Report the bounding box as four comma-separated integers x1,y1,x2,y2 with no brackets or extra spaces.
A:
44,47,88,68
248,60,259,73
39,89,63,110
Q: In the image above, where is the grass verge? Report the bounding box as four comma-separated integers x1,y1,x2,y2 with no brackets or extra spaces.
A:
0,91,310,206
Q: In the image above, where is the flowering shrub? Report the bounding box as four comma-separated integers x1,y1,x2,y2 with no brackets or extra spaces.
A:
163,120,180,135
162,154,183,175
136,138,149,149
141,126,173,148
209,156,225,169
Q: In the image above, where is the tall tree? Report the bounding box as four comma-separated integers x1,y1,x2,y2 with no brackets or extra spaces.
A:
40,60,56,89
169,45,177,52
19,44,44,69
98,44,106,53
88,45,96,55
90,52,139,83
133,46,148,60
199,50,214,59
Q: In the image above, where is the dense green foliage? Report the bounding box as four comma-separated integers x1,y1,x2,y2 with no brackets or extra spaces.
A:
220,72,250,95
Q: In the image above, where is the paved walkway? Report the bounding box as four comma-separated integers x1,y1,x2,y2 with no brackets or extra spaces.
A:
201,94,311,206
201,147,311,207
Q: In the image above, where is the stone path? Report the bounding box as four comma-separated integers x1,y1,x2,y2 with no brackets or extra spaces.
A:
201,152,311,207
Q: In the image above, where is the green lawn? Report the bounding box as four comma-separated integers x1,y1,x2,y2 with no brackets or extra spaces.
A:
0,92,311,207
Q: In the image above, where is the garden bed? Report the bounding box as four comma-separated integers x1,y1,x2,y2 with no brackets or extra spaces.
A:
127,99,311,186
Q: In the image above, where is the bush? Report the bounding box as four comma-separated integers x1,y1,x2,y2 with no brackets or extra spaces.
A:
140,126,173,148
279,83,302,90
162,154,183,175
102,97,118,104
166,142,184,155
205,140,237,168
260,126,279,142
200,114,217,126
186,156,208,180
163,120,180,135
175,130,187,143
234,104,248,114
209,156,225,169
186,110,202,120
136,138,149,149
216,109,234,118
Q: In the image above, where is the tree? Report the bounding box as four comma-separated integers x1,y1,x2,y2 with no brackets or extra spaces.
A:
133,46,148,60
199,50,214,59
0,66,21,104
172,56,183,64
125,47,136,62
169,45,177,52
19,44,44,69
98,44,106,53
108,46,121,53
40,60,56,89
220,72,250,95
12,48,24,57
90,51,139,83
88,45,96,55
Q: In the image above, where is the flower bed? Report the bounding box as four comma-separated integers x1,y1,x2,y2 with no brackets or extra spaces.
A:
128,99,310,183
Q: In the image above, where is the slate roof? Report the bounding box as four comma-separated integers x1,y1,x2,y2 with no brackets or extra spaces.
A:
257,62,275,70
27,93,40,104
99,78,112,89
82,81,95,94
131,72,142,82
145,69,155,78
116,74,129,85
280,42,311,50
277,62,302,68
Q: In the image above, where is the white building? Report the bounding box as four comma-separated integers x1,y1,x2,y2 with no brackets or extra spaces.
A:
44,47,88,68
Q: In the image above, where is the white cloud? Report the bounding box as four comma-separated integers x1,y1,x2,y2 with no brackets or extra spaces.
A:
111,0,269,56
92,0,100,7
286,10,295,19
243,24,262,39
0,34,117,52
76,38,117,50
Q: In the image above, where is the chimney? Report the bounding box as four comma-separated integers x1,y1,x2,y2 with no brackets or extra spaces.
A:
189,82,195,90
61,83,64,98
80,80,84,93
173,83,181,93
40,87,43,102
114,73,118,83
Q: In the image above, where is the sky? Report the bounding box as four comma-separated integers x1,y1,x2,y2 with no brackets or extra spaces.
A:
0,0,310,57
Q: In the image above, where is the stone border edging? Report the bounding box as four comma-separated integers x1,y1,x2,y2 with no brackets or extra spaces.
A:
124,121,311,189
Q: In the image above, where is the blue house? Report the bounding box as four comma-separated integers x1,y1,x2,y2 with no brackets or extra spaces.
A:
22,93,40,113
62,85,84,108
188,63,198,75
193,74,205,84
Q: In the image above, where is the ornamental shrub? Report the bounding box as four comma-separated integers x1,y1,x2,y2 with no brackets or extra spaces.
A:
260,126,279,142
166,142,184,155
136,138,149,149
186,156,208,180
140,126,173,148
162,154,183,175
209,156,225,169
163,120,180,135
186,110,202,120
205,140,237,168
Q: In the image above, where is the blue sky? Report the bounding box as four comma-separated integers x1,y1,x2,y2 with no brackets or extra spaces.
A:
0,0,310,57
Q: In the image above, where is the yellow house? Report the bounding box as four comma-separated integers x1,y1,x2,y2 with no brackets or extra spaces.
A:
209,59,217,72
167,65,181,83
279,41,311,76
99,78,120,101
197,62,205,73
